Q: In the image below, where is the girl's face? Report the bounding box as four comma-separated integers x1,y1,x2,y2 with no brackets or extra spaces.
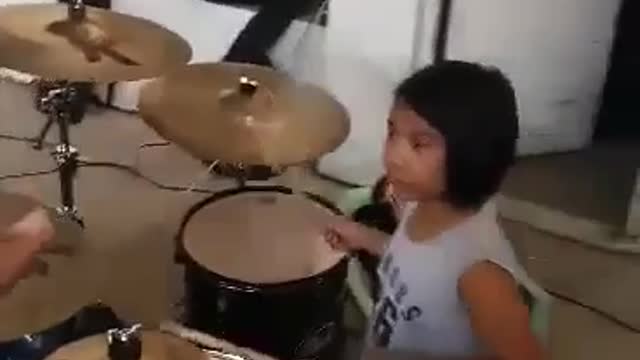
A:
383,102,446,202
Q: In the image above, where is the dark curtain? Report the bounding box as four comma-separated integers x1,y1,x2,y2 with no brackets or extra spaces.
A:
594,0,640,140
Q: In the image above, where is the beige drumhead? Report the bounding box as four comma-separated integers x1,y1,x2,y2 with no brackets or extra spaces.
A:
182,191,345,284
44,331,207,360
0,197,94,341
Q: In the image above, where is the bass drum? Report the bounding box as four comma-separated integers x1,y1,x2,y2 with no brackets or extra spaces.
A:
177,186,348,360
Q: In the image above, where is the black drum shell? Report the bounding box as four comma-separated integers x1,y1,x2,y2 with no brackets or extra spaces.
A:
0,304,122,360
177,186,349,360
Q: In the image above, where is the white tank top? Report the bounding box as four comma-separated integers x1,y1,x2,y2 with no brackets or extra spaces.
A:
368,200,537,357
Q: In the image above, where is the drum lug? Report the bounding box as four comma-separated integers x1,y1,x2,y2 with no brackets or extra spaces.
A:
107,324,143,360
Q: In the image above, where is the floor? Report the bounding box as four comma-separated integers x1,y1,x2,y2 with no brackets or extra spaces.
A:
1,81,640,359
503,143,640,230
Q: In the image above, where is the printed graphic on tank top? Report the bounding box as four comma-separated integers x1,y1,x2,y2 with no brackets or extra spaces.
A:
368,200,539,357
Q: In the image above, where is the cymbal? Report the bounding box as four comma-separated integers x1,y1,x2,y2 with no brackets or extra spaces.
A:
138,62,350,166
44,330,208,360
0,4,192,82
0,191,91,341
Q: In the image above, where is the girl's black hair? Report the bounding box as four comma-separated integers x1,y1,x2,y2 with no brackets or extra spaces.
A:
395,61,519,210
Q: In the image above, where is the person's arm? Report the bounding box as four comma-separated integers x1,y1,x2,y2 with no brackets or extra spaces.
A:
0,208,54,295
458,262,547,360
0,234,44,294
360,227,390,257
325,220,390,257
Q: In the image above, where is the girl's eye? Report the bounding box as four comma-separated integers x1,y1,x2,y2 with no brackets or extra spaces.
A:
411,138,431,149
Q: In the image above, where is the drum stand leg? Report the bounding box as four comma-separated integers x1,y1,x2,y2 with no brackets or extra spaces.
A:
36,84,86,228
32,116,55,150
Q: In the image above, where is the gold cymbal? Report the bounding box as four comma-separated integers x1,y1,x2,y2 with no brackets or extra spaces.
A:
0,4,192,82
138,62,350,166
45,330,208,360
0,191,91,341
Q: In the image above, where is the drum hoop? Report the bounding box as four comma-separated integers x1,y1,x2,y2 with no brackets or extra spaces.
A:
177,185,348,292
179,185,341,229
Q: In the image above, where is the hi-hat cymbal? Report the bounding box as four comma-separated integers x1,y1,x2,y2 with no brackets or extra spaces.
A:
138,62,350,166
45,330,208,360
0,4,192,82
0,191,91,341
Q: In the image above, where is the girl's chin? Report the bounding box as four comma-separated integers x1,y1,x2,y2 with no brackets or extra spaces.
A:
388,183,418,201
395,192,419,202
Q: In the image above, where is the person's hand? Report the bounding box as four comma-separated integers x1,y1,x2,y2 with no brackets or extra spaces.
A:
324,219,379,253
6,207,55,252
0,208,55,293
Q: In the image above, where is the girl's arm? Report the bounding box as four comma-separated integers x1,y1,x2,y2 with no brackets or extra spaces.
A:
360,226,390,257
458,262,548,360
361,346,496,360
325,219,390,257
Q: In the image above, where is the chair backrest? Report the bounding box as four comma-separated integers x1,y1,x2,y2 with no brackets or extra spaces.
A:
336,187,373,215
521,283,552,347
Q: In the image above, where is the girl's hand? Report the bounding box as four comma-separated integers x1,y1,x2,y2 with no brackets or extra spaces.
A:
325,219,389,256
325,220,373,252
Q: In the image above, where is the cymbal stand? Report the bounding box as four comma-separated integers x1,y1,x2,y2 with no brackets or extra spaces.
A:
36,83,86,227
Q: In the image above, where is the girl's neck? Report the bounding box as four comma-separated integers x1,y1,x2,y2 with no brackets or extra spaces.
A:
407,199,476,242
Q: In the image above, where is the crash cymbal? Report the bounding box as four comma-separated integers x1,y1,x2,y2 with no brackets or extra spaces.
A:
139,62,350,166
45,330,208,360
0,4,192,82
0,191,91,341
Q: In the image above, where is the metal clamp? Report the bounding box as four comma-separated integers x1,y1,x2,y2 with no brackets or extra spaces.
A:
38,85,79,114
107,324,143,360
68,0,87,22
51,144,78,165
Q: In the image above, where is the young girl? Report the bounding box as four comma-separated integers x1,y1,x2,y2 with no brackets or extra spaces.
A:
326,61,547,359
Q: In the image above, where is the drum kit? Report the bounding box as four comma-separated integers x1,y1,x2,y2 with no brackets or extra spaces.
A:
0,2,352,360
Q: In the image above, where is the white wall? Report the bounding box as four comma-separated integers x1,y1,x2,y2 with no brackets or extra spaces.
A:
316,0,434,185
109,0,619,185
320,0,621,183
445,0,621,155
0,0,622,186
107,0,428,185
108,0,324,109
